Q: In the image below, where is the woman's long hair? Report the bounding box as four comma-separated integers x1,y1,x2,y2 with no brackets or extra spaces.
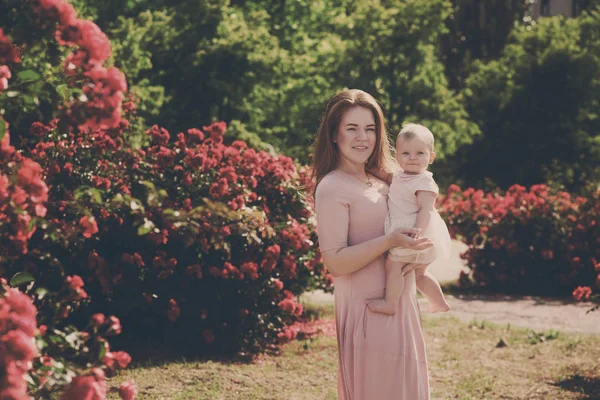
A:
311,89,396,196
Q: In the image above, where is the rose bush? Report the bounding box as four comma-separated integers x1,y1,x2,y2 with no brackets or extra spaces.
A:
0,278,133,400
1,0,330,364
438,184,599,301
1,107,133,399
19,118,328,355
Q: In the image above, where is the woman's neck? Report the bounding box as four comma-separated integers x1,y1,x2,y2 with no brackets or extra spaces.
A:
337,159,367,176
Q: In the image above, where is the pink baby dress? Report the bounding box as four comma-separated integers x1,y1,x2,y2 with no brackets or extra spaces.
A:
385,170,451,264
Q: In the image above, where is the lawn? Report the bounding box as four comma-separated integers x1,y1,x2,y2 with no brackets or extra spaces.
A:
106,301,600,399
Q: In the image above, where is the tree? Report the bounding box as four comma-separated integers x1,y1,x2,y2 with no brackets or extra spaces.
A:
60,0,481,163
458,8,600,191
337,0,480,161
440,0,532,90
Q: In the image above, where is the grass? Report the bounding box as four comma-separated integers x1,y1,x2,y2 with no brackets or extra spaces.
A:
106,301,600,400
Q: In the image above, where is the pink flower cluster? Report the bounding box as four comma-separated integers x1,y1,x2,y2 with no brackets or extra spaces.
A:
61,369,136,400
0,282,38,400
439,184,599,297
16,114,326,352
1,0,326,356
0,127,50,260
0,28,20,95
32,0,127,132
55,308,134,400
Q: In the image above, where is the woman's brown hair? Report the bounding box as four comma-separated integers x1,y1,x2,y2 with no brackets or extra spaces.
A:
311,89,396,195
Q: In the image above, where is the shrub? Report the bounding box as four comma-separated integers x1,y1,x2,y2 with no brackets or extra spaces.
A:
0,121,133,398
438,184,599,297
1,0,330,360
0,277,133,399
18,119,328,355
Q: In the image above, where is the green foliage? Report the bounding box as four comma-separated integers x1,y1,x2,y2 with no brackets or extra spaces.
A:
441,0,532,89
0,1,74,146
334,0,480,160
459,9,600,191
71,0,479,162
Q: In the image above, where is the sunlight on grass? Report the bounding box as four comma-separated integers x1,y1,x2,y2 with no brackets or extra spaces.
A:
106,305,600,400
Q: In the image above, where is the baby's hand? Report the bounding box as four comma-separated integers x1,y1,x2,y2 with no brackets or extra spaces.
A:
408,232,419,239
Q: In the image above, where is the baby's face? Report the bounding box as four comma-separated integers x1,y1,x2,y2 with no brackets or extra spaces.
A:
395,137,435,174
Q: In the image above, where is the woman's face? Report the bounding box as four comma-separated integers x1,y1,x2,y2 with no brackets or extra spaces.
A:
334,106,377,168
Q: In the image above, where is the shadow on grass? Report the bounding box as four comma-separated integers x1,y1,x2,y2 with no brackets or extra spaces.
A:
110,301,332,368
553,373,600,399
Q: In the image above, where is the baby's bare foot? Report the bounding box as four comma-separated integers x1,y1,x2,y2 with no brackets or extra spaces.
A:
426,302,450,313
366,299,397,315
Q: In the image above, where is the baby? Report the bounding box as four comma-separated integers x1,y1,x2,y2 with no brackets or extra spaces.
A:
367,123,451,315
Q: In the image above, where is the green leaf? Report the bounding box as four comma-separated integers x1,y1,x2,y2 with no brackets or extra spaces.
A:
139,181,156,191
98,340,108,361
137,218,155,235
0,118,6,142
35,287,49,300
17,69,41,82
23,94,39,106
10,272,35,286
90,188,103,204
74,186,91,200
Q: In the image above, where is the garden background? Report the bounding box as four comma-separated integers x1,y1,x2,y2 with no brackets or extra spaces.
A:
0,0,599,399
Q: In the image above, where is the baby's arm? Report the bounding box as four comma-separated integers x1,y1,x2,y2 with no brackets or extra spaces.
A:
414,190,437,233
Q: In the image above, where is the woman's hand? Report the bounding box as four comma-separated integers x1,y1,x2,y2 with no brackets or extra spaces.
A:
388,227,433,250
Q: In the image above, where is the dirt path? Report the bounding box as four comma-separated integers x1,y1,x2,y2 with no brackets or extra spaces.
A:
421,294,599,335
303,290,599,335
305,241,600,335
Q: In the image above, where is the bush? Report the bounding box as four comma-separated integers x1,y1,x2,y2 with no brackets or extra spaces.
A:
1,0,330,361
0,119,133,398
438,184,599,297
0,278,134,400
459,9,600,192
19,119,328,355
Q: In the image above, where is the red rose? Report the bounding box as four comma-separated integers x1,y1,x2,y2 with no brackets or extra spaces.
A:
79,216,99,238
167,299,180,322
3,329,37,360
107,316,122,334
202,329,215,343
91,313,105,326
573,286,592,301
61,373,106,400
118,380,138,400
272,278,284,291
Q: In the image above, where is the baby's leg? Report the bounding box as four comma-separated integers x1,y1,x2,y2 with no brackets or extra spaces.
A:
414,264,450,313
366,258,407,315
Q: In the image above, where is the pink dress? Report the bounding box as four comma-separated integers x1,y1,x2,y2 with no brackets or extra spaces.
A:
386,170,452,263
315,170,430,400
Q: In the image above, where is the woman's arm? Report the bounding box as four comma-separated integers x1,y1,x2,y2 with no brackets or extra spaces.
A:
321,228,432,277
316,177,432,278
414,190,437,233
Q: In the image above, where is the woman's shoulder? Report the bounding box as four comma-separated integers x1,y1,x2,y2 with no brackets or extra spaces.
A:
315,170,357,205
316,170,344,195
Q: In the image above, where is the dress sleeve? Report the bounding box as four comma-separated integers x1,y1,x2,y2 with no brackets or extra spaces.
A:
315,176,351,252
413,173,439,197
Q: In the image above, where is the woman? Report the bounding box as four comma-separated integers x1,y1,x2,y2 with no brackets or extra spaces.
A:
313,89,433,399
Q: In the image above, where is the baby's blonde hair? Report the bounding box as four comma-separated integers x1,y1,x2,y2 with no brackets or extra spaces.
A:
397,123,435,152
